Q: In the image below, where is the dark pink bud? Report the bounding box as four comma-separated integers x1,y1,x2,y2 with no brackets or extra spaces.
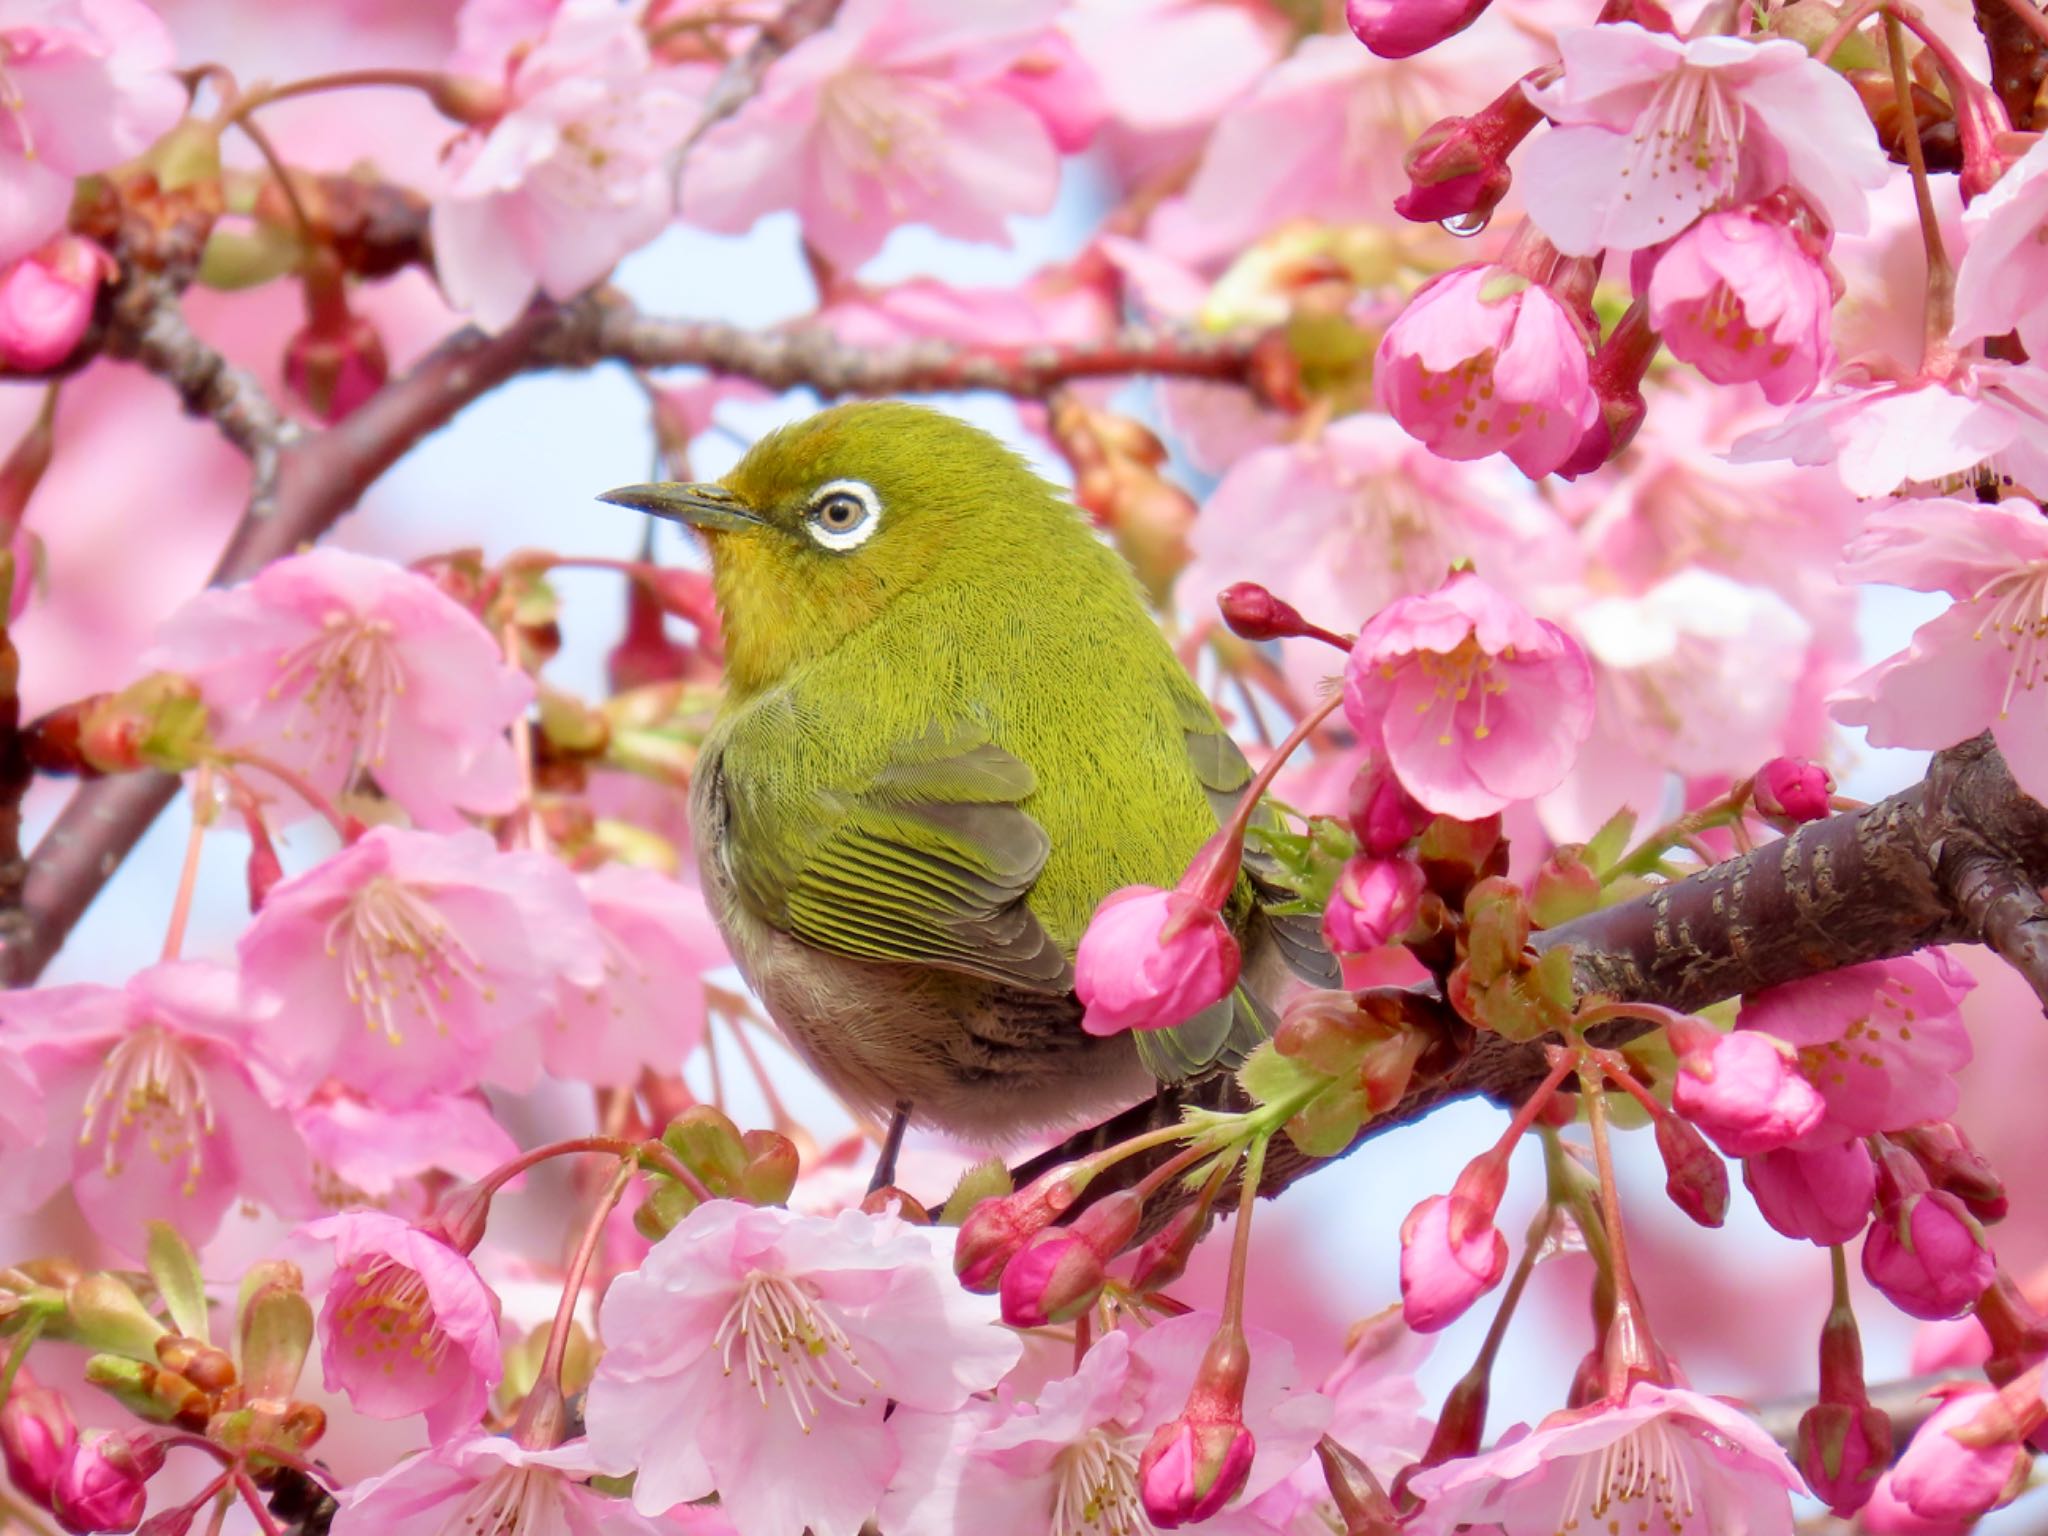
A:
283,310,389,424
1139,1326,1256,1527
2,1381,77,1505
1217,581,1309,642
1394,77,1547,226
1889,1389,2032,1523
1345,0,1492,58
1897,1121,2006,1223
1321,855,1424,954
1346,760,1429,857
999,1231,1106,1327
1864,1188,1997,1320
1753,757,1835,824
51,1433,161,1536
0,237,114,371
953,1165,1086,1292
1652,1114,1729,1227
1399,1191,1505,1331
1797,1402,1892,1517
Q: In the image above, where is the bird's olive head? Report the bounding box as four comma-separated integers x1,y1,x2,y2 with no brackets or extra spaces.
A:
600,401,1066,695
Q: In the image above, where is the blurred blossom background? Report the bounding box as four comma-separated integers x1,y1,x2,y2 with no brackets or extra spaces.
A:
5,0,2034,1522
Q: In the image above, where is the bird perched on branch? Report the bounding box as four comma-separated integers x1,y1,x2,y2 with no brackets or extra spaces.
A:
600,403,1331,1171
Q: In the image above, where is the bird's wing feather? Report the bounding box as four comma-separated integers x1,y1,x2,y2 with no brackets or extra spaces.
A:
724,716,1075,992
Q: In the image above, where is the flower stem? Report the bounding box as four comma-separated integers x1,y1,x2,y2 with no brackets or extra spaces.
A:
1219,1133,1270,1336
229,115,314,245
1488,1047,1581,1157
235,1471,284,1536
221,751,355,840
1884,11,1956,354
223,68,486,126
522,1156,637,1445
160,765,215,961
475,1133,713,1206
1581,1060,1658,1399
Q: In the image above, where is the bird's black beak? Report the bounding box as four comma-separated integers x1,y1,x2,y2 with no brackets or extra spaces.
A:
597,481,763,532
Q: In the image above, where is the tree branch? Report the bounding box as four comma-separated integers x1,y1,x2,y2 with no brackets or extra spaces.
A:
1009,736,2048,1221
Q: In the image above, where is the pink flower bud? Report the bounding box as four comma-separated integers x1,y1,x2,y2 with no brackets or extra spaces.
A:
1672,1028,1825,1157
0,237,114,371
1797,1401,1892,1517
1753,756,1835,824
51,1433,162,1536
283,310,390,423
1399,1192,1506,1331
1889,1390,2032,1523
999,1231,1106,1327
2,1381,76,1505
1346,0,1492,59
953,1165,1085,1291
1140,1416,1257,1527
1076,884,1240,1037
1864,1189,1997,1320
1744,1141,1877,1247
1645,210,1834,407
1395,78,1547,226
1321,855,1424,954
1216,581,1309,642
1347,760,1429,857
1653,1114,1729,1227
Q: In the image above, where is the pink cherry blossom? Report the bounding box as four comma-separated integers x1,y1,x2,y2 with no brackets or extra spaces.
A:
237,826,606,1106
432,0,703,332
1744,1141,1876,1246
880,1314,1330,1536
1729,360,2048,498
1954,136,2048,361
0,235,114,370
1405,1381,1806,1536
144,547,535,829
1887,1389,2030,1523
1377,265,1599,480
1646,209,1833,404
1672,1029,1826,1158
0,960,313,1256
1076,884,1240,1037
584,1200,1024,1536
1400,1192,1507,1331
819,271,1114,352
1322,855,1425,954
1738,953,1975,1140
682,0,1073,272
1061,0,1285,138
301,1209,503,1439
0,0,185,266
1181,412,1578,699
1342,572,1596,820
329,1431,676,1536
1520,24,1887,255
297,1090,519,1211
1861,1477,1974,1536
1863,1189,1996,1320
550,864,728,1087
1832,499,2048,805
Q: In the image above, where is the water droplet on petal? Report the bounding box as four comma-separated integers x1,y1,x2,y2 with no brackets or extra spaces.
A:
1442,210,1491,238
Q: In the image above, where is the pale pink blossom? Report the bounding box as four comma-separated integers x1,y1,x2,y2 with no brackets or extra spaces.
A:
1739,954,1975,1140
433,0,702,332
330,1431,676,1536
1832,499,2048,805
1061,0,1284,137
1342,573,1595,820
301,1209,503,1438
880,1315,1330,1536
551,864,726,1087
1646,210,1833,404
1400,1193,1507,1331
1076,884,1240,1037
1406,1382,1806,1536
1730,361,2048,498
1377,266,1599,480
1146,33,1473,267
1181,412,1578,699
1322,855,1424,954
585,1200,1024,1536
1886,1389,2031,1523
297,1090,519,1210
1674,1029,1826,1158
683,0,1073,272
0,235,113,370
1954,136,2048,360
144,547,534,829
0,0,185,265
238,827,606,1106
1744,1141,1876,1246
1520,24,1887,255
0,960,312,1256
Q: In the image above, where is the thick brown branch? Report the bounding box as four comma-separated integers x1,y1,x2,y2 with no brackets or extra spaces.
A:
1011,736,2048,1220
541,295,1263,400
1977,0,2048,131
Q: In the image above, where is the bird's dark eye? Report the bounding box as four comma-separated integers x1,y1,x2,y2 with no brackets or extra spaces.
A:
803,479,882,550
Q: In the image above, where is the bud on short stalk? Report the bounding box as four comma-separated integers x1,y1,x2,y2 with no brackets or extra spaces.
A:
1139,1325,1256,1527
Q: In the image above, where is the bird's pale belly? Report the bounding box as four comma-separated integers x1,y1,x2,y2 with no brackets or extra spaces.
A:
691,766,1151,1142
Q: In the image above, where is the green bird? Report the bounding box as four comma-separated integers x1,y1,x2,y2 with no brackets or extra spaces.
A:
600,402,1332,1159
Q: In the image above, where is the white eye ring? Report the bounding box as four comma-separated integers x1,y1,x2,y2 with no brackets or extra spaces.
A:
804,479,882,551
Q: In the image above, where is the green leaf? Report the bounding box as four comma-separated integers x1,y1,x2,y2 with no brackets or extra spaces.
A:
1237,1040,1331,1109
1583,806,1639,876
147,1221,210,1344
1285,1083,1368,1158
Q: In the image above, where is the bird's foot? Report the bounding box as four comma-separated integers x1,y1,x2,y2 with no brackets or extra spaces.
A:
868,1100,913,1194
